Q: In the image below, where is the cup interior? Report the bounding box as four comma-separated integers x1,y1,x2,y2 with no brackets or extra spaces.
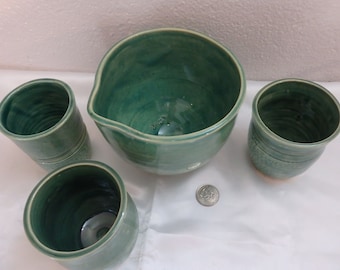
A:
93,30,242,136
27,165,121,252
257,81,340,143
1,82,69,135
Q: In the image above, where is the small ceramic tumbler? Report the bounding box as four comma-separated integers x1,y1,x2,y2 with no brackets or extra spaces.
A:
248,79,340,179
0,79,91,170
24,161,139,270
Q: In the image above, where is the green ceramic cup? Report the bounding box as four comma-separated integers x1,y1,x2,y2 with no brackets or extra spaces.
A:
0,79,91,170
248,79,340,179
23,161,139,270
88,28,245,175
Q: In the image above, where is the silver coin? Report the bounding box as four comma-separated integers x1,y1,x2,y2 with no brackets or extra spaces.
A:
196,184,220,207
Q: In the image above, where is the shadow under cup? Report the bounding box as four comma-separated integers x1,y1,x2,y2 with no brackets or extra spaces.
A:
24,161,139,270
248,79,340,179
0,79,91,170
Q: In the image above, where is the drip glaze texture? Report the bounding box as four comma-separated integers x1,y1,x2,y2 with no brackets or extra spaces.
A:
88,28,245,175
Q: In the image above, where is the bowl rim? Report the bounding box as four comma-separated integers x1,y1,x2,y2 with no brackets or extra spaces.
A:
0,78,75,141
252,78,340,147
87,28,246,142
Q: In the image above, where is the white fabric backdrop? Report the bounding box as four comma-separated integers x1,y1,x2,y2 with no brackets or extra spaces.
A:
0,70,339,269
1,0,340,81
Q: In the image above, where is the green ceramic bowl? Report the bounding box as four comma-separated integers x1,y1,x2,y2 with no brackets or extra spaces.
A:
88,28,246,174
24,161,139,270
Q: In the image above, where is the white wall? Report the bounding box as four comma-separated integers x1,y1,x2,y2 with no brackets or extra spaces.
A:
0,0,339,81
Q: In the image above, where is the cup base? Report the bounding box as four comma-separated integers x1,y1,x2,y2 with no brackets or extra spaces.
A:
81,212,117,248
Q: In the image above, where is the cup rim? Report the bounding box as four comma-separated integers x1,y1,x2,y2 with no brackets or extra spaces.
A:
23,160,128,259
87,28,246,143
0,78,75,141
252,78,340,147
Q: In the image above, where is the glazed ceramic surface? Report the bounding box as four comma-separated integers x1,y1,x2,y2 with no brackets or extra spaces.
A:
0,79,91,170
88,28,245,174
248,79,340,179
23,161,139,270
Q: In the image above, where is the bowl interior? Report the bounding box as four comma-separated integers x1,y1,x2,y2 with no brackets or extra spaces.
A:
92,30,242,136
257,81,340,143
27,165,121,252
1,82,69,135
